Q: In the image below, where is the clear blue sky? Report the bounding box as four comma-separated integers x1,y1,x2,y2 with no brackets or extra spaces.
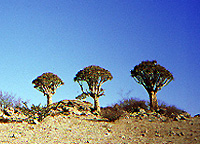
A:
0,1,199,116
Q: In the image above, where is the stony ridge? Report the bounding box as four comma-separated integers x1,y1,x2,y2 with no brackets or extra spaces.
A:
0,99,196,124
0,99,99,124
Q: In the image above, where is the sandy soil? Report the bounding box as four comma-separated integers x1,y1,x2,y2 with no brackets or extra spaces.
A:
0,114,199,144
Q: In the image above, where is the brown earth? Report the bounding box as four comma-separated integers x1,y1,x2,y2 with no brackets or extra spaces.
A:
0,114,199,144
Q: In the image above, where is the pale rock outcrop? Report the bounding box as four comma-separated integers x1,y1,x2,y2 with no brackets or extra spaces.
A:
1,99,96,124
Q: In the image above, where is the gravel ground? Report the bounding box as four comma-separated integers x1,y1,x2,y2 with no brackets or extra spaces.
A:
0,115,199,144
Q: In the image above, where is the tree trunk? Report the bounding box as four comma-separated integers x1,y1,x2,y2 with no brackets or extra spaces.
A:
47,94,53,107
148,91,159,111
94,97,101,113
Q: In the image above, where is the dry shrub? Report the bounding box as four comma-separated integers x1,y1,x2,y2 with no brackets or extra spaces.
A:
16,102,50,122
165,105,185,118
158,101,185,118
0,91,27,108
118,98,148,113
100,105,125,122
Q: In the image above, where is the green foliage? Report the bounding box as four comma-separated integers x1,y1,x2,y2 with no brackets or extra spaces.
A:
131,60,174,92
32,72,64,96
74,65,113,99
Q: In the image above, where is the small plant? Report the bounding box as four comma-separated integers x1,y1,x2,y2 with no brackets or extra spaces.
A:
100,105,125,122
16,102,51,122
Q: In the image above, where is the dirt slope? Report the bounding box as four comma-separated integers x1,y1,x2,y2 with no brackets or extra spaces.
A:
0,115,199,144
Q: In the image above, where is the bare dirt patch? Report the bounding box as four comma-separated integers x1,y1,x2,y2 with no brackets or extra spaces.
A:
0,115,199,143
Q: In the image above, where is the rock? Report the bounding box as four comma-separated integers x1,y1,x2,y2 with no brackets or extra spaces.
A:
54,99,93,116
10,134,15,138
0,106,28,123
48,109,57,116
91,110,99,116
4,107,15,116
158,108,167,115
194,114,200,117
141,133,145,136
139,116,143,120
180,132,185,136
173,113,189,121
182,112,191,118
105,132,110,136
129,112,138,117
160,116,167,122
168,130,175,136
141,113,148,118
179,114,188,120
28,119,39,124
189,122,194,125
0,107,4,116
174,116,180,121
139,108,146,114
155,133,160,137
0,99,98,124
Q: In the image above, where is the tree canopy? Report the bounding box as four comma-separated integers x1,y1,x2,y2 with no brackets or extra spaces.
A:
32,72,64,97
74,65,113,99
131,60,174,92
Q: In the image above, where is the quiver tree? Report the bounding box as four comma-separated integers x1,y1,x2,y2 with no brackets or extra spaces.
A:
32,72,64,107
74,65,113,113
131,60,174,111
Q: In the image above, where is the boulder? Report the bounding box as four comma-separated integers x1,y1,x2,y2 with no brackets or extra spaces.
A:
53,99,94,115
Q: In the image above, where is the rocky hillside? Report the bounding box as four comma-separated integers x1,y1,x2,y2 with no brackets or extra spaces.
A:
0,100,199,143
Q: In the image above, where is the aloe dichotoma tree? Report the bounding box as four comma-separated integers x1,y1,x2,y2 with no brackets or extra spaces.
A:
74,65,113,113
32,72,64,107
131,60,174,111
